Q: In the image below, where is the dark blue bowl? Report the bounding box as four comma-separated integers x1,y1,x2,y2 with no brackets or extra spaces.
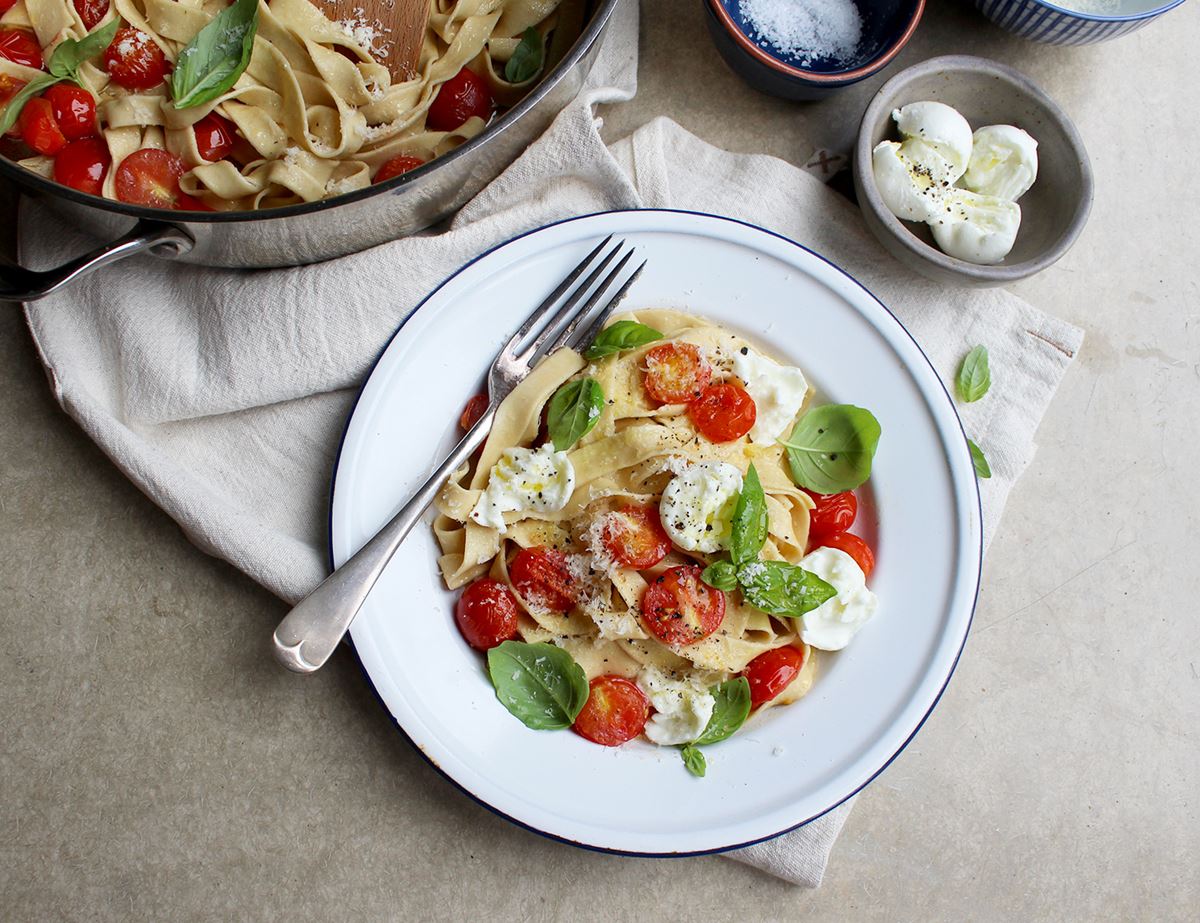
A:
704,0,926,101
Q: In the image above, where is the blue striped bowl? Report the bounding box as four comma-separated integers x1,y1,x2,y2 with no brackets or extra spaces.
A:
971,0,1188,44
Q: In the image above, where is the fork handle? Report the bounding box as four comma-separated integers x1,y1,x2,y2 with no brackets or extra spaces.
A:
272,405,497,673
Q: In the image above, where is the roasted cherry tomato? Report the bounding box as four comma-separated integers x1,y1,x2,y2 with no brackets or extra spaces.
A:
192,112,237,162
601,504,671,570
458,393,488,432
820,531,875,579
426,67,493,131
373,154,424,183
689,383,756,442
803,489,858,544
53,136,109,195
0,29,44,70
744,646,806,709
0,73,27,138
643,342,712,405
175,193,213,211
509,546,577,613
455,578,519,651
44,84,96,140
0,0,17,16
114,148,187,208
104,27,169,90
18,97,65,155
73,0,109,30
642,564,725,646
572,675,649,746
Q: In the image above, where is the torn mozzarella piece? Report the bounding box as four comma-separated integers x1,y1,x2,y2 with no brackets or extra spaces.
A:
962,124,1039,202
659,460,742,554
731,347,809,444
892,100,974,180
930,189,1022,264
872,139,956,223
469,444,575,533
799,547,878,651
637,666,715,746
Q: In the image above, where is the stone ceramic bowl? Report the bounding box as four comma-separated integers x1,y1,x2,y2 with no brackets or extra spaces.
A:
853,55,1093,287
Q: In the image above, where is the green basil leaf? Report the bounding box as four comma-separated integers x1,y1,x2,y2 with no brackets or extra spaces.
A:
680,744,706,777
504,27,544,85
0,74,62,136
47,18,121,79
546,377,604,451
782,404,881,494
486,640,589,730
170,0,259,109
968,438,991,479
693,677,751,746
736,560,837,619
957,345,991,403
582,320,664,361
729,463,768,566
700,560,738,592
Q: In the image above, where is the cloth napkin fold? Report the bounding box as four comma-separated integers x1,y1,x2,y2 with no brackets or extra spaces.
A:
18,0,1081,887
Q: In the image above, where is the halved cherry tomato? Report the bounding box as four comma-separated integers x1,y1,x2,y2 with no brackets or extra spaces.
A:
73,0,109,30
175,193,213,211
643,342,712,405
572,675,649,746
0,0,17,16
803,489,857,544
744,646,805,709
642,564,725,646
1,74,29,137
19,97,65,155
0,29,44,70
114,148,187,208
510,546,577,613
373,154,424,183
104,27,169,90
193,112,237,162
455,577,519,651
458,393,488,432
426,67,493,131
601,505,671,570
690,383,756,442
44,84,96,140
53,136,109,195
820,531,875,579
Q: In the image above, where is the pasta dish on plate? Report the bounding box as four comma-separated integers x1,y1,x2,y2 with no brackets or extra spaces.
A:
0,0,585,209
435,308,883,776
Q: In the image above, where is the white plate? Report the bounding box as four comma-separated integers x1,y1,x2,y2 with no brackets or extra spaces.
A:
333,210,982,855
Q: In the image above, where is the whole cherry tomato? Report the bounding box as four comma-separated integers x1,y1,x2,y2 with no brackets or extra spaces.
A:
641,564,725,647
458,393,488,432
0,0,17,15
192,112,237,162
373,154,424,183
104,27,169,90
44,84,96,140
455,578,519,651
426,67,493,131
803,489,858,545
114,148,187,208
53,136,109,195
0,29,44,70
572,675,649,746
744,646,806,709
643,341,712,405
19,97,65,155
509,546,577,613
73,0,109,30
689,383,756,443
820,532,875,579
601,505,672,570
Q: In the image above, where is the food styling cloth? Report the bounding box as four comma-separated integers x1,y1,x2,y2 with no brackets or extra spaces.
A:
16,0,1081,889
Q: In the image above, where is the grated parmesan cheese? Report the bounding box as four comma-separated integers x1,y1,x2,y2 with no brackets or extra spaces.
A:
738,0,863,67
337,8,391,58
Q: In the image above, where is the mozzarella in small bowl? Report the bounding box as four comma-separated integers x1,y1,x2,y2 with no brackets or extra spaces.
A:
962,124,1039,203
931,190,1021,264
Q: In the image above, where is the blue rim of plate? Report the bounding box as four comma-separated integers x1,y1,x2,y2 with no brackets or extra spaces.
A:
987,0,1186,22
327,208,984,858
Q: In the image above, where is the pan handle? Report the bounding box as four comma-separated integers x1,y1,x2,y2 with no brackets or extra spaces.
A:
0,220,195,303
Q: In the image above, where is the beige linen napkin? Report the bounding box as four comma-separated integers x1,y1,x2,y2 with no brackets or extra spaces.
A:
16,0,1080,887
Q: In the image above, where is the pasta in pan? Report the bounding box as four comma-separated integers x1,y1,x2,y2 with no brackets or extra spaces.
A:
0,0,584,209
436,308,883,773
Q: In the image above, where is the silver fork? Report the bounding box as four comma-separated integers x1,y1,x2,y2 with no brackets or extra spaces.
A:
272,237,645,673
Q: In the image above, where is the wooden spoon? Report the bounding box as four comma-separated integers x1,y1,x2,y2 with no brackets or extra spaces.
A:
321,0,431,82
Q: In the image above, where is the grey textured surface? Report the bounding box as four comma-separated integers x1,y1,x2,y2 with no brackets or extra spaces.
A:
2,1,1198,919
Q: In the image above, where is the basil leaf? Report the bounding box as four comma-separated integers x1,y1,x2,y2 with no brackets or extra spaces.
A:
729,463,768,566
486,640,589,730
693,677,751,746
546,377,604,451
957,345,991,403
582,320,664,360
48,18,120,79
171,0,259,109
504,27,544,85
700,560,738,592
736,560,837,619
782,404,881,494
0,73,61,135
680,744,706,777
968,438,991,479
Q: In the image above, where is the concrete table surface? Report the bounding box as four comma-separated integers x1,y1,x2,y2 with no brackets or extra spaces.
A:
2,2,1197,919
